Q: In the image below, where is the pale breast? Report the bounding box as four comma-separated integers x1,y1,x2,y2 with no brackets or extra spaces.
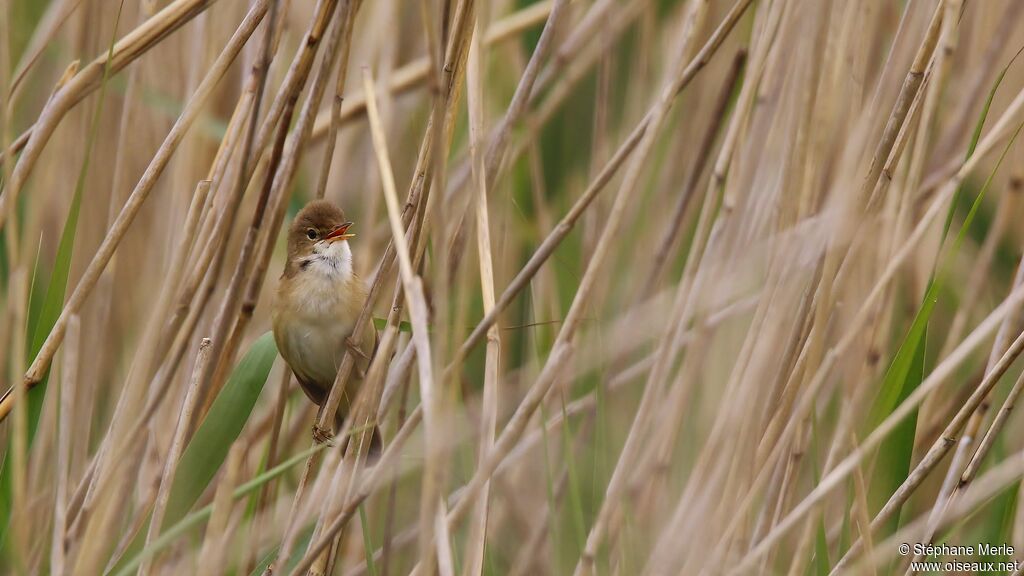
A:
272,271,363,395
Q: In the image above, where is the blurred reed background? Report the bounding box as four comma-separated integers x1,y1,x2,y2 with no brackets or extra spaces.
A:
4,0,1024,574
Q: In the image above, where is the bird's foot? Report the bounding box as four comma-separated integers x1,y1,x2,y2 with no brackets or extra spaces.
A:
345,336,368,360
312,425,335,445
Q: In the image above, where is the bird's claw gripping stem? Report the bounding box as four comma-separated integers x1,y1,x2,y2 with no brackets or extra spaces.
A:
312,425,334,445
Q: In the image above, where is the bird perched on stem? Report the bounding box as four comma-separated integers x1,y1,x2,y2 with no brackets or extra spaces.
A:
272,199,379,453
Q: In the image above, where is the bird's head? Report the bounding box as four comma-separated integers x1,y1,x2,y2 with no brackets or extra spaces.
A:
286,199,356,278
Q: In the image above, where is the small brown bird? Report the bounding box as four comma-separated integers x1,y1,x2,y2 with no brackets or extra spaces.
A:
272,199,379,452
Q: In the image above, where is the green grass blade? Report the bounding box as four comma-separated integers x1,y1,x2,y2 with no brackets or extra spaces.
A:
107,333,278,573
113,443,323,576
865,58,1024,528
162,331,277,528
0,0,126,550
867,45,1020,430
939,44,1023,243
813,517,830,576
869,326,925,535
0,140,84,550
0,184,83,552
359,504,379,576
247,528,315,576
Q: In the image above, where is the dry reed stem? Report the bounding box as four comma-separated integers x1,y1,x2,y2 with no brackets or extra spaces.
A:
327,8,759,574
827,106,1024,576
914,205,1024,560
310,30,460,449
722,9,1024,567
456,0,746,365
856,447,1024,574
963,347,1024,484
288,386,427,576
628,1,788,553
139,337,212,575
49,314,80,576
220,0,362,417
0,57,76,413
441,0,640,271
87,178,213,496
571,1,721,571
304,0,555,145
253,5,361,575
0,0,269,419
762,12,944,537
0,0,221,232
196,442,244,576
644,49,747,293
461,8,499,574
7,0,84,104
729,134,1024,571
440,2,759,563
259,7,377,572
736,273,1024,574
316,322,399,576
305,285,752,576
313,0,360,200
9,1,1024,573
363,65,444,576
5,267,28,571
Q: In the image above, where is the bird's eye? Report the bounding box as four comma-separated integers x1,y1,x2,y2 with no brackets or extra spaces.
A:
306,229,318,240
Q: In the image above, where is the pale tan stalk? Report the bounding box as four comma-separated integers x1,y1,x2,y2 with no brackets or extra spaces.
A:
0,0,269,421
644,49,747,293
304,286,754,576
49,314,80,576
727,20,1024,568
855,448,1024,574
305,0,558,142
457,0,746,363
286,12,478,575
138,337,212,575
763,15,945,550
0,57,76,419
913,220,1024,568
461,8,501,573
58,177,212,551
732,277,1024,573
251,6,360,574
195,443,244,576
959,254,1024,483
5,268,28,572
444,2,759,565
67,10,273,555
312,0,360,200
0,0,222,232
571,1,721,571
829,104,1024,576
364,65,443,576
288,389,428,576
720,163,1017,574
7,0,84,104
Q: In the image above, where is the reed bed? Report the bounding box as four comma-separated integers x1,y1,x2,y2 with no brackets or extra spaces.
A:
4,0,1024,574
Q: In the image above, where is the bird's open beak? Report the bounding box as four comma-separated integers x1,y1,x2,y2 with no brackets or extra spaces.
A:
324,221,355,242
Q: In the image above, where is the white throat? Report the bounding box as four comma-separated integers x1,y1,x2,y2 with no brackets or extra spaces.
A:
306,239,354,280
